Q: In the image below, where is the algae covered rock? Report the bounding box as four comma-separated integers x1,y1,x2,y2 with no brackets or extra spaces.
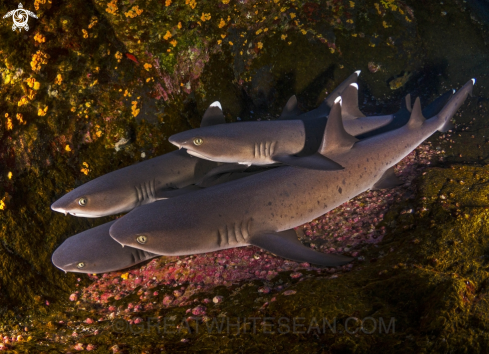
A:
0,0,488,352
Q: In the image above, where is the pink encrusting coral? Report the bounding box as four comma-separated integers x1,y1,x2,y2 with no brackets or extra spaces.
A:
147,46,210,100
80,142,441,314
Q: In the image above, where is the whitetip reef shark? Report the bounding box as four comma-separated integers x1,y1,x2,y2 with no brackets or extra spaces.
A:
50,148,218,217
109,79,474,267
51,221,160,274
169,76,454,169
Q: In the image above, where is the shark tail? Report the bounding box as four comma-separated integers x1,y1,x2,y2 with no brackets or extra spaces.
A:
322,70,361,110
340,83,366,120
435,79,475,132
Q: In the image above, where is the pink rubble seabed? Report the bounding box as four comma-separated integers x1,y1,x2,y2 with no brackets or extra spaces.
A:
79,142,441,315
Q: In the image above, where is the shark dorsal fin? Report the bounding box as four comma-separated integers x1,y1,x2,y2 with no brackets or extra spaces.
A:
200,101,225,127
279,95,302,119
340,83,366,120
407,97,425,129
319,97,359,156
404,94,412,113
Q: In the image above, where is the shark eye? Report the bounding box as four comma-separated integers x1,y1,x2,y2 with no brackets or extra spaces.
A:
193,137,203,146
78,197,87,206
77,262,85,269
137,235,148,244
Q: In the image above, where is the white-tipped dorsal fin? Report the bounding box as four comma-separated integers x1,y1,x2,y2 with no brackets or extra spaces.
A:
407,97,425,129
319,97,359,155
210,101,222,109
279,95,302,119
200,101,225,127
340,83,366,120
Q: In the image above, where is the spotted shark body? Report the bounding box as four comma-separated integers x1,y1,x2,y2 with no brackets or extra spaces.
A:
110,79,474,267
169,75,454,170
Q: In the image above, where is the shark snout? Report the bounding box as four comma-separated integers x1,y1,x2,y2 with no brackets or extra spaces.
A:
168,134,187,149
51,248,67,271
109,218,131,246
51,201,68,215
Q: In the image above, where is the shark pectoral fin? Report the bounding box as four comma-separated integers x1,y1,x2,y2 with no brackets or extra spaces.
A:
155,185,203,199
340,83,366,120
438,119,454,133
249,229,354,267
206,163,250,176
371,166,403,190
272,153,344,171
197,163,250,187
200,101,226,127
279,95,302,119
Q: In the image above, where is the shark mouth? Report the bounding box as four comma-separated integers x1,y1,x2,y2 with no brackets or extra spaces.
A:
68,212,102,218
185,150,213,160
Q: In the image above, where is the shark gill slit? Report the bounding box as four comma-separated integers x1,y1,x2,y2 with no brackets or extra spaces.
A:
135,185,142,206
133,248,150,263
269,141,276,157
217,219,252,247
254,142,276,159
135,179,156,206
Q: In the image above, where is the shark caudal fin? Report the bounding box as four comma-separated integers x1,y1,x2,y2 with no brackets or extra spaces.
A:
249,229,354,267
200,101,226,127
406,97,426,129
340,83,366,120
322,70,361,110
436,79,475,132
279,95,302,119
